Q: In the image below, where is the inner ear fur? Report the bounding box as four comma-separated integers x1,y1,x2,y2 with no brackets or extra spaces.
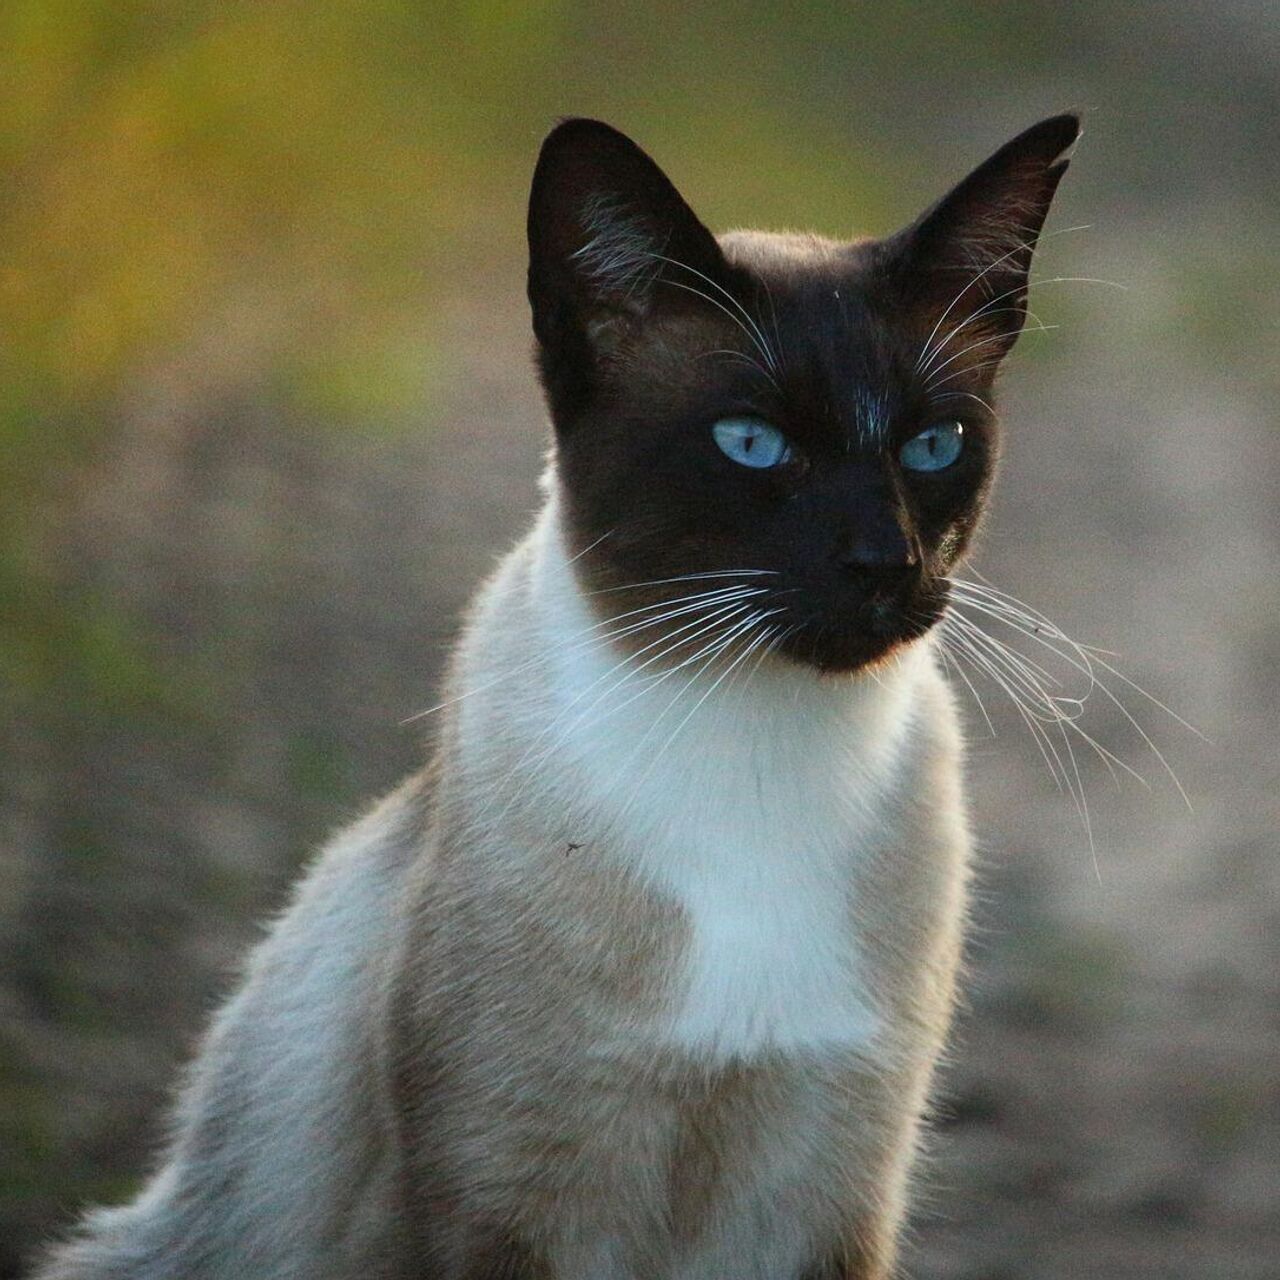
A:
527,119,731,415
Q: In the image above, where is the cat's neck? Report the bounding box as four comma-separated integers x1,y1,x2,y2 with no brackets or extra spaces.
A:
450,484,944,1060
458,483,934,853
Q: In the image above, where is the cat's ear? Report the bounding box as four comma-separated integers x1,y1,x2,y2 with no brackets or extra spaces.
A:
890,113,1081,361
527,119,727,359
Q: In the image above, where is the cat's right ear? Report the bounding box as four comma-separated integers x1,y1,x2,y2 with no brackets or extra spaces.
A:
527,119,726,401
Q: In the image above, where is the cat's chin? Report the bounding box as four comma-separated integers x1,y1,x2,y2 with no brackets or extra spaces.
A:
776,616,939,677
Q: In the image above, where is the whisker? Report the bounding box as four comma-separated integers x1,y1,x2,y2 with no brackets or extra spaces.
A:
475,598,763,827
403,582,767,722
917,289,1061,384
917,305,1037,383
913,225,1094,377
586,570,776,595
959,598,1189,807
925,361,1008,396
945,607,1144,791
928,389,996,415
945,608,1061,688
953,577,1205,741
944,575,1193,812
658,280,782,391
543,600,760,746
933,633,996,738
944,622,1076,794
565,528,615,566
916,269,1125,384
923,324,1059,389
697,347,779,388
646,252,781,377
761,276,788,378
626,610,782,800
947,619,1098,850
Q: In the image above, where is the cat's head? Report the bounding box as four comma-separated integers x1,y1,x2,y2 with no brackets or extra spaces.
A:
528,115,1079,674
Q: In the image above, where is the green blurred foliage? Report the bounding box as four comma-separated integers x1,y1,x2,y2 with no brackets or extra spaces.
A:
6,0,1086,441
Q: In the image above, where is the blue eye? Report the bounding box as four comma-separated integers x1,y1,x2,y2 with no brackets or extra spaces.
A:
900,421,964,472
712,417,793,469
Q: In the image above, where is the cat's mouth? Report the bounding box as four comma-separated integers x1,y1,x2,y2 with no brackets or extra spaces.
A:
773,584,949,675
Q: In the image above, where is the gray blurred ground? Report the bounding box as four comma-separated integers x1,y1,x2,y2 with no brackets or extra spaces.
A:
3,4,1279,1276
7,260,1278,1276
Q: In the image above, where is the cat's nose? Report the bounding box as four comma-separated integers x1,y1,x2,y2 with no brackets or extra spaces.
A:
838,535,921,599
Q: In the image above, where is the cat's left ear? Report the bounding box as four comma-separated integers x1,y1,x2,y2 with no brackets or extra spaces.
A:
889,113,1082,360
527,118,727,362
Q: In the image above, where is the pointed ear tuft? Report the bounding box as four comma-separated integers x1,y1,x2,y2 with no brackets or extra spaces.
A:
893,113,1082,363
527,119,725,359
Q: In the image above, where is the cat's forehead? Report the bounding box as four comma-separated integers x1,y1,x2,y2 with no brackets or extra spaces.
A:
712,227,903,404
717,228,854,273
716,227,886,332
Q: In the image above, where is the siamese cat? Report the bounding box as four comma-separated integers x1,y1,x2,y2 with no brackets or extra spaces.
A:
35,113,1081,1279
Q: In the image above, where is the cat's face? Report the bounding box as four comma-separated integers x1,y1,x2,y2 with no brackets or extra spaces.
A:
528,117,1078,674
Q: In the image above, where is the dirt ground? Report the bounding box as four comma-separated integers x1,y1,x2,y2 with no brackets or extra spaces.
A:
4,244,1278,1278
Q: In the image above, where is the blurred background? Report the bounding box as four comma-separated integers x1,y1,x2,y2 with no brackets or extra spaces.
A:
1,2,1277,1276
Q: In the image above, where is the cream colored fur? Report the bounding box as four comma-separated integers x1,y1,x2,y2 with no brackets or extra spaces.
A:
35,481,973,1280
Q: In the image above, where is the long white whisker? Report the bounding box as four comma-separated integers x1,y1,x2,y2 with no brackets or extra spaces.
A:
925,361,1007,395
476,599,763,827
917,287,1060,384
403,583,767,722
946,612,1075,715
946,577,1192,809
950,581,1196,769
618,609,775,772
952,578,1204,741
586,570,776,595
917,269,1125,383
913,225,1095,376
731,619,788,712
656,278,781,388
565,528,615,565
923,324,1059,388
945,622,1075,795
761,275,787,378
627,612,781,800
917,305,1036,383
698,347,778,387
945,610,1133,788
647,252,781,376
946,603,1150,822
542,601,759,749
934,633,996,738
945,605,1062,687
946,616,1109,881
929,389,996,415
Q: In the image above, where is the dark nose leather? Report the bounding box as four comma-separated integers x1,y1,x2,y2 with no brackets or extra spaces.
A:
830,464,920,597
838,535,920,599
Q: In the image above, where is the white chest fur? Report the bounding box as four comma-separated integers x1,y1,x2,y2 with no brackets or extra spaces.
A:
461,501,930,1064
568,654,923,1062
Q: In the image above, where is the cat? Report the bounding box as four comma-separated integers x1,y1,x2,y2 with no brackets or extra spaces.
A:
34,112,1081,1280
